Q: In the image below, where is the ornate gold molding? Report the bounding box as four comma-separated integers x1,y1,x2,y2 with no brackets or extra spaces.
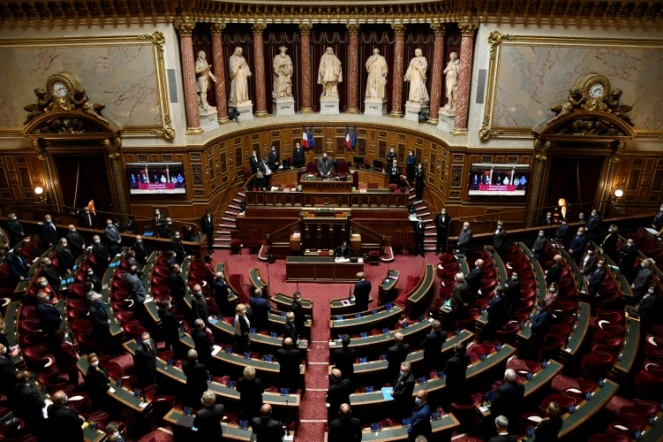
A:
391,24,407,35
210,23,226,35
252,23,267,33
298,23,313,34
478,31,514,141
458,18,478,36
346,24,361,35
430,23,445,37
174,19,195,36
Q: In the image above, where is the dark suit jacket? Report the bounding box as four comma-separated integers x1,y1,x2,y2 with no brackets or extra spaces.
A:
532,236,548,257
494,230,507,249
457,228,473,249
326,378,352,413
84,366,110,401
193,404,224,440
7,219,25,245
335,245,351,258
268,150,280,167
283,322,298,344
291,300,307,332
249,297,271,330
465,267,483,300
586,215,602,232
421,330,446,368
276,348,301,387
488,435,518,442
293,148,305,162
545,263,561,284
601,233,619,262
386,152,397,163
88,304,110,333
41,265,62,289
104,225,121,245
46,405,84,442
434,214,452,234
389,164,402,178
237,376,264,418
633,268,654,295
588,268,606,288
12,383,45,421
171,238,185,254
0,355,18,394
159,308,180,345
41,222,58,245
328,417,362,442
450,281,469,316
7,252,27,281
569,235,587,256
408,403,432,441
555,224,569,242
654,210,663,231
353,280,371,310
79,212,96,229
249,155,260,172
579,253,597,275
487,295,507,330
391,371,415,417
251,417,285,442
169,271,186,299
333,346,357,380
414,222,425,243
444,353,470,393
201,214,215,235
318,157,334,176
192,329,214,364
183,360,209,402
191,294,210,322
490,381,525,420
386,343,411,382
66,231,85,256
134,340,157,387
618,246,638,273
132,241,148,265
92,244,110,267
534,417,563,442
638,294,662,322
36,302,62,334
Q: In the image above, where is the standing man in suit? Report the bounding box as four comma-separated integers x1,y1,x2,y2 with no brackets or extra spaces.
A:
152,208,164,234
484,286,507,341
335,241,352,258
6,213,25,247
601,224,620,263
251,404,285,442
200,209,215,251
46,391,85,442
493,222,507,253
421,320,446,373
0,344,19,395
40,258,62,292
290,292,307,333
488,415,517,442
333,335,357,383
586,209,602,242
444,343,470,406
104,219,122,256
191,319,214,367
408,390,432,442
66,225,86,258
213,272,231,316
134,331,157,388
79,207,96,229
588,259,606,298
12,371,46,431
328,403,361,442
268,145,280,170
249,150,260,174
386,332,411,385
169,264,186,299
618,238,639,283
124,265,146,306
88,293,112,354
191,284,210,325
465,259,484,308
579,246,598,280
84,354,110,409
170,231,185,263
532,230,549,262
160,217,175,239
632,258,655,300
57,238,75,276
41,214,58,246
353,272,371,312
543,212,553,227
414,217,426,258
386,147,397,164
326,368,352,421
434,208,451,255
276,338,301,392
653,204,663,234
192,390,224,442
568,227,587,265
530,300,551,351
490,369,524,432
637,287,662,332
450,273,469,327
237,366,265,421
249,289,271,332
158,299,181,356
389,159,401,185
554,220,569,247
132,235,148,266
36,292,62,349
182,349,209,408
6,249,27,285
457,222,473,256
391,361,415,420
318,152,334,178
293,143,305,168
545,255,563,285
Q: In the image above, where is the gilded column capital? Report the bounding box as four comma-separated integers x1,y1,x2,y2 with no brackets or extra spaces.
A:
346,24,360,35
252,23,267,34
298,23,313,34
458,19,478,37
210,23,226,35
174,19,195,36
430,23,446,37
391,23,406,35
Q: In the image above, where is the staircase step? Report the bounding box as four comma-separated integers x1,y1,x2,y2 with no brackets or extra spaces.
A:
237,192,246,198
232,198,243,204
229,204,241,211
222,217,236,222
408,194,416,200
217,229,232,235
425,225,435,230
424,239,436,244
219,223,236,229
214,237,231,243
425,232,436,237
422,218,433,223
424,246,436,251
213,244,231,249
225,210,239,216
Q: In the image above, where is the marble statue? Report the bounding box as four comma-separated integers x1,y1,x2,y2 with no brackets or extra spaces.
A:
365,48,388,100
443,52,459,110
229,47,252,105
272,46,293,98
318,47,343,97
195,51,217,110
404,48,429,104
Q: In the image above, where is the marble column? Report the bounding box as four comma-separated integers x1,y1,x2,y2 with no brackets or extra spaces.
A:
346,24,360,114
453,20,477,132
175,21,201,134
210,23,229,124
389,24,406,118
299,23,314,114
252,24,268,117
427,24,446,125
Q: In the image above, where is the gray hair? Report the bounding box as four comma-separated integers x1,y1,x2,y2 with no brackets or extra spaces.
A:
455,273,466,281
504,368,517,382
495,415,509,430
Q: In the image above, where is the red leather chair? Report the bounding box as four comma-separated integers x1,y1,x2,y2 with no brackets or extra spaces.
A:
305,162,317,175
582,350,616,380
495,322,520,343
230,239,242,254
539,392,576,414
336,161,349,179
22,346,55,371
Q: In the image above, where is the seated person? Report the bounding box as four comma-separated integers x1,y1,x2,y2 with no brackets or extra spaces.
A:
335,241,351,259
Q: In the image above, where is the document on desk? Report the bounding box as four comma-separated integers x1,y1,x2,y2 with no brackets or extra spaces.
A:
212,345,222,356
381,387,394,401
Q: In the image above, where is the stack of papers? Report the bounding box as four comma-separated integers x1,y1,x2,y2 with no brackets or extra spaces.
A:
381,387,394,401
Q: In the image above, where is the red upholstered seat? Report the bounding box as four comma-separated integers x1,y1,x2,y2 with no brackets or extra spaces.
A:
368,250,380,266
495,322,520,343
305,162,317,175
582,350,616,380
589,434,630,442
539,392,576,414
336,161,349,179
387,184,398,192
230,239,242,254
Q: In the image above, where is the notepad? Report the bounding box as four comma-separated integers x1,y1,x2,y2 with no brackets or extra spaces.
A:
381,387,394,401
212,345,221,355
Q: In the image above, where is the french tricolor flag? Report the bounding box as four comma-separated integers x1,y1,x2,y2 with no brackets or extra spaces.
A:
301,126,309,148
344,125,351,149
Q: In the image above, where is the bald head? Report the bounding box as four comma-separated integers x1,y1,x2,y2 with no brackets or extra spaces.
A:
52,391,68,406
394,332,404,344
553,254,562,262
339,403,351,418
283,337,293,349
475,259,484,268
260,404,272,418
331,368,342,381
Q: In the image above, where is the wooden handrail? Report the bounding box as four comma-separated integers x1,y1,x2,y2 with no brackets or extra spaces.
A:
213,173,244,221
350,220,385,247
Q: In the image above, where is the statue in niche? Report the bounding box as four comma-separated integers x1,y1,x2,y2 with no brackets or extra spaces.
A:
547,89,584,124
272,46,293,99
443,52,459,110
195,50,217,110
318,47,343,98
229,47,252,105
404,48,429,104
365,48,388,100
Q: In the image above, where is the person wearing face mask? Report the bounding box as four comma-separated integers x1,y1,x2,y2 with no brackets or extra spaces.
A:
200,209,215,251
249,288,271,332
530,300,551,353
579,246,598,279
0,343,18,395
183,349,209,408
104,219,122,256
414,216,426,258
408,390,432,442
586,209,602,242
390,361,415,420
389,159,402,186
405,150,416,183
170,230,185,264
386,147,397,164
588,259,606,298
40,258,62,292
434,208,452,255
85,267,101,292
91,235,111,277
457,222,473,256
182,224,195,242
618,239,639,283
46,390,85,442
568,227,587,265
169,263,186,299
532,230,548,262
545,255,563,285
637,286,661,332
104,423,126,442
57,237,74,276
466,259,484,307
326,368,352,421
159,216,175,239
11,371,46,433
66,224,85,257
484,286,507,342
7,213,25,247
79,207,96,229
554,219,569,247
328,403,361,442
444,343,470,407
41,214,59,246
191,284,210,325
6,248,28,285
543,282,559,312
234,304,251,350
268,145,280,170
124,265,147,306
493,222,507,253
386,333,411,385
55,329,79,385
414,163,425,201
126,249,142,274
250,150,260,174
152,207,164,232
134,331,157,388
632,258,655,300
282,311,298,345
293,143,305,169
601,224,620,263
157,299,182,356
503,271,521,319
276,337,301,392
88,293,112,354
290,292,307,332
36,292,62,349
652,204,663,237
543,211,553,227
578,212,585,224
131,235,148,266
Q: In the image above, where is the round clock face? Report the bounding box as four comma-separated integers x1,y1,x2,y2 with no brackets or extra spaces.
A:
52,82,69,98
588,82,605,98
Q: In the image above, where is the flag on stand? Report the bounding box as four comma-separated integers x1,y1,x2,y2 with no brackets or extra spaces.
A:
308,126,314,150
301,126,309,148
344,125,351,149
352,125,358,150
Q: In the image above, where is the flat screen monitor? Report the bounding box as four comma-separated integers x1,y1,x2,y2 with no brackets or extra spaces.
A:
373,160,383,170
126,162,186,195
468,163,528,196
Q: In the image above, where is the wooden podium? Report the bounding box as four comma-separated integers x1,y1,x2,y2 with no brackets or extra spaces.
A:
301,209,351,251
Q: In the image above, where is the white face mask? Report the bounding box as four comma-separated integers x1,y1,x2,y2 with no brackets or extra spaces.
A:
40,282,48,287
109,433,120,441
512,276,518,280
95,240,101,244
463,226,468,230
91,361,99,367
107,224,112,228
641,262,647,268
70,229,75,232
539,233,544,237
168,222,173,225
46,219,52,223
597,264,603,268
414,397,422,405
549,288,556,293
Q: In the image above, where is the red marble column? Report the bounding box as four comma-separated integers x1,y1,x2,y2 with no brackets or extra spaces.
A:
454,20,477,132
427,24,446,125
175,21,201,133
346,24,360,114
252,24,268,117
389,24,406,118
299,23,313,114
210,23,229,124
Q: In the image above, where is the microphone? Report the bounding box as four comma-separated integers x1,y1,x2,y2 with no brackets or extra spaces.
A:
285,397,290,436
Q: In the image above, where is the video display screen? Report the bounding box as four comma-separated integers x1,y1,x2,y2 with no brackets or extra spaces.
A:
468,163,529,196
126,162,186,195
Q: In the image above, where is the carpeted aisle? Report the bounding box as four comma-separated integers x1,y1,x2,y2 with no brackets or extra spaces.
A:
212,248,444,440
